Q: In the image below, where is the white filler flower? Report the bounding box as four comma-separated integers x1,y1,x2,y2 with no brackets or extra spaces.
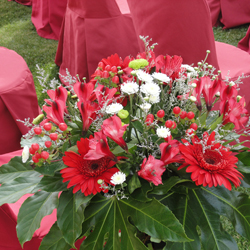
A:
22,145,30,163
121,81,139,95
110,171,126,185
136,69,153,83
106,103,123,115
140,82,161,97
156,126,171,138
152,72,170,83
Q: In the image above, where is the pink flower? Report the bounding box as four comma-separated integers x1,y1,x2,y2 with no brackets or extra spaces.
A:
43,86,68,125
73,81,95,103
101,115,128,151
94,84,118,107
138,155,165,186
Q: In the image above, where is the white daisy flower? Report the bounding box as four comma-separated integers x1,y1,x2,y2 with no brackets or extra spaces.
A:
152,72,170,83
140,82,161,97
136,69,153,83
106,103,123,115
148,94,160,104
22,145,30,163
140,102,152,112
156,126,171,138
110,171,126,185
121,81,139,95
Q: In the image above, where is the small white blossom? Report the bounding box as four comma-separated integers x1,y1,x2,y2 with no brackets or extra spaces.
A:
191,82,197,88
215,91,220,97
110,171,126,185
121,81,139,95
140,102,152,112
229,81,235,86
152,72,170,83
181,64,196,72
140,82,161,97
156,126,171,138
22,145,29,163
106,103,123,115
136,69,153,83
148,94,160,104
189,96,197,102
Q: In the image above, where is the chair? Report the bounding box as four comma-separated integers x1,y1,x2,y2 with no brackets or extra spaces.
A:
55,0,139,83
31,0,67,40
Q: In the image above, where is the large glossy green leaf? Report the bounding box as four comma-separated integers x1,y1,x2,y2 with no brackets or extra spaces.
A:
35,160,65,176
162,187,239,250
36,173,68,192
16,191,59,246
130,178,152,202
39,223,71,250
57,191,85,247
80,196,191,250
0,176,41,206
75,192,93,211
0,156,40,184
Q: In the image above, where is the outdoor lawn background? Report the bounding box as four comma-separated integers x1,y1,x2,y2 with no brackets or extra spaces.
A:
0,1,249,249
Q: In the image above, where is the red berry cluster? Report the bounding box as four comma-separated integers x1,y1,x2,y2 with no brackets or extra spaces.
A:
94,62,120,84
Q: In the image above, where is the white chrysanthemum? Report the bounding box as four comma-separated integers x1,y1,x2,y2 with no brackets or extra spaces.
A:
152,72,170,83
156,126,171,138
22,145,29,163
148,94,160,104
140,82,161,97
140,102,152,112
106,103,123,115
110,171,126,185
136,69,153,83
121,81,139,95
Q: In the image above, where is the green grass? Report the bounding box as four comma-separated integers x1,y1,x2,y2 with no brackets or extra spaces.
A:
1,1,250,249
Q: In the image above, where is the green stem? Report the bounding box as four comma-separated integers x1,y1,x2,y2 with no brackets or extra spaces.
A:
127,95,134,141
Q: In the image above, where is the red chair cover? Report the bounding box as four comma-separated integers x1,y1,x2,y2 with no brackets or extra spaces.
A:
220,0,250,29
31,0,67,40
55,0,139,83
8,0,32,6
0,47,40,155
0,150,85,249
206,0,221,27
238,26,250,54
127,0,220,69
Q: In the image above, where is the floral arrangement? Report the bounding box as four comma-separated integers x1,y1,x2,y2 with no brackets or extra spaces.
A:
1,38,250,250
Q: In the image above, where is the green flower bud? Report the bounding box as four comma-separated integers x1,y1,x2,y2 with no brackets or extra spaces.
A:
71,94,78,99
206,50,211,54
237,95,242,102
118,109,129,119
97,179,103,184
32,114,44,125
128,59,149,70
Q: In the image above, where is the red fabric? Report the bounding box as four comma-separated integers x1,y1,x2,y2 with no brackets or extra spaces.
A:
0,150,84,249
206,0,222,27
127,0,220,70
220,0,250,29
31,0,67,40
238,26,250,54
0,47,40,155
55,0,140,83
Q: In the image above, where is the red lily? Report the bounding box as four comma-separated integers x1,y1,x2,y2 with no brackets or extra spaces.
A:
43,86,68,125
73,80,95,103
101,115,128,151
94,84,118,107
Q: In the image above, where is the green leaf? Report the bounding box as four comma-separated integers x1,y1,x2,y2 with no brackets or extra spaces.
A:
196,112,206,127
208,114,223,131
0,156,40,184
132,120,144,133
75,192,93,211
16,191,59,246
206,111,219,127
39,223,72,250
36,173,68,192
237,151,250,166
81,195,190,250
35,160,65,176
57,191,85,247
128,174,141,194
130,178,152,202
0,176,41,206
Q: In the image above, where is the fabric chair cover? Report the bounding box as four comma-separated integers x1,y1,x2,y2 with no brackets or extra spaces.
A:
0,150,85,249
8,0,32,6
31,0,67,40
127,0,220,69
220,0,250,29
0,47,40,155
55,0,139,83
238,26,250,54
206,0,221,27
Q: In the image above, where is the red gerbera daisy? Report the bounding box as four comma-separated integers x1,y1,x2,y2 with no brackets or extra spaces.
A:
178,131,243,190
61,138,119,196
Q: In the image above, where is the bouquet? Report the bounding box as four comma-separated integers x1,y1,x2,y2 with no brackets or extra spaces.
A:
1,38,250,250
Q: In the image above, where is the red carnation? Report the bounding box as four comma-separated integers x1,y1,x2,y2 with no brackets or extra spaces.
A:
138,155,165,186
178,131,243,190
61,138,119,196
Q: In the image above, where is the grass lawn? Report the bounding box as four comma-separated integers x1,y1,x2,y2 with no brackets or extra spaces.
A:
1,1,250,249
